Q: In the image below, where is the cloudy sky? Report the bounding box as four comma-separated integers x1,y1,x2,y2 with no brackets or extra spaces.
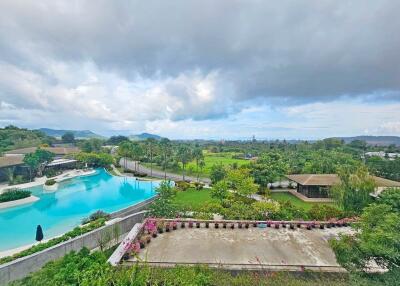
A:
1,0,400,139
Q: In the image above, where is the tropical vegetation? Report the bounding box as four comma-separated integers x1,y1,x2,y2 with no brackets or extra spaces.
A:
0,189,31,203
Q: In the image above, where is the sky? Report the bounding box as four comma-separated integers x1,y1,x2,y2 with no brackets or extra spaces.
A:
0,0,400,140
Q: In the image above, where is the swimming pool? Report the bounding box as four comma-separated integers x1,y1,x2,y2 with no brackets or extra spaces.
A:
0,169,158,251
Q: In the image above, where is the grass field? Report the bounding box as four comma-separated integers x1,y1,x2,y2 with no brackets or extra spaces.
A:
172,188,216,210
270,192,333,211
144,152,249,178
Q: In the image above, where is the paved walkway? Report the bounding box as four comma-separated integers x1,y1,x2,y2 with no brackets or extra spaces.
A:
120,158,211,184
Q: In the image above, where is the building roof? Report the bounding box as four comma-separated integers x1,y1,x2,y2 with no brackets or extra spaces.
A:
371,176,400,188
0,155,24,168
46,159,77,167
286,174,400,188
5,147,80,156
286,174,340,186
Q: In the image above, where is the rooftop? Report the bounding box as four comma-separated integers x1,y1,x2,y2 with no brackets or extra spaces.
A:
286,174,340,186
286,174,400,188
4,147,80,156
0,155,24,168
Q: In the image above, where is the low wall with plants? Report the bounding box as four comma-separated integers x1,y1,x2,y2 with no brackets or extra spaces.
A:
0,204,154,284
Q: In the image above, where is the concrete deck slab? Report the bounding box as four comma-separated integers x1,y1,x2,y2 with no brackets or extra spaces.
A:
134,227,351,270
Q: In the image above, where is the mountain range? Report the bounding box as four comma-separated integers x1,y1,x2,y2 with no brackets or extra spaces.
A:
331,136,400,146
38,128,104,139
129,133,163,140
38,128,163,140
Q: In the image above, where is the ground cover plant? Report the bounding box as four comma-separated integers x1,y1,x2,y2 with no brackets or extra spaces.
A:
0,189,31,203
172,188,217,211
270,192,333,211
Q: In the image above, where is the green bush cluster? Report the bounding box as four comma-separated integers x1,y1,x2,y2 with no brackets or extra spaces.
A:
43,168,61,178
0,219,106,265
74,152,114,168
175,181,205,192
44,179,56,186
175,181,191,191
81,210,110,224
188,197,344,222
8,175,30,186
0,189,31,203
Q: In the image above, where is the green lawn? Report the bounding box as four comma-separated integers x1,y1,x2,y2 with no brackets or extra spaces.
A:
270,192,333,211
172,188,216,210
144,152,249,178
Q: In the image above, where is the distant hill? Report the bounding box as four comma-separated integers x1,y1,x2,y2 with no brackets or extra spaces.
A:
129,133,163,141
331,136,400,146
38,128,104,139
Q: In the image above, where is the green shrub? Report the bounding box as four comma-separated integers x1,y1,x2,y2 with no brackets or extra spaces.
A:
272,201,308,220
81,210,110,224
175,181,191,191
308,204,344,220
192,182,205,190
8,175,30,186
44,179,56,186
252,201,281,220
0,189,31,202
43,168,61,178
221,201,258,220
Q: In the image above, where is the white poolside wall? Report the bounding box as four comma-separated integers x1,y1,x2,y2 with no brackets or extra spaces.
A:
0,198,155,285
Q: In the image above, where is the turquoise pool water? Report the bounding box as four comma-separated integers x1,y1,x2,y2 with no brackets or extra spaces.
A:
0,169,158,251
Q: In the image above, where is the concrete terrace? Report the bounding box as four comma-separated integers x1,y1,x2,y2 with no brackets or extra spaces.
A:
130,226,353,272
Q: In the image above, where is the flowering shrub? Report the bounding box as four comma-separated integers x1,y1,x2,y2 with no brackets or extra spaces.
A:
144,218,157,234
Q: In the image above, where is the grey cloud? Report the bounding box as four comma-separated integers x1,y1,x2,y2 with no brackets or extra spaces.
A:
0,0,400,124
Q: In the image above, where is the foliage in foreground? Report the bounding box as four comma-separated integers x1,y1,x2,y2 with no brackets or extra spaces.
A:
330,203,400,278
12,247,400,286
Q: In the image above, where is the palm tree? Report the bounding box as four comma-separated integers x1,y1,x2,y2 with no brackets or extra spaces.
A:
193,148,204,182
159,138,172,180
146,138,157,176
176,145,192,181
199,159,206,182
131,142,143,172
118,141,133,170
5,166,15,184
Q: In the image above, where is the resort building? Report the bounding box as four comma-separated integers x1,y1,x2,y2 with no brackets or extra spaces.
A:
0,147,80,182
286,174,400,198
4,147,80,159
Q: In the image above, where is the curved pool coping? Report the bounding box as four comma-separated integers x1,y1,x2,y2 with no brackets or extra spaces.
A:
0,169,159,253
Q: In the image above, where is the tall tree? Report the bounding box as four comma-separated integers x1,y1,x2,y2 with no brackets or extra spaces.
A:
176,145,192,181
250,152,288,188
331,166,375,214
23,149,54,181
192,148,204,182
145,138,157,176
117,140,133,170
331,203,400,273
159,138,172,180
61,132,75,143
131,142,143,171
